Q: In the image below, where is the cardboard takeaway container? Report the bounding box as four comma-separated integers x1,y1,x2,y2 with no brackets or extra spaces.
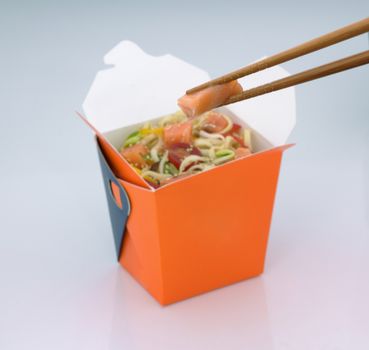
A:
80,41,296,305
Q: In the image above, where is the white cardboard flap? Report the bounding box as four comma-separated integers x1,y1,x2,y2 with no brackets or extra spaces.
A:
83,41,210,133
83,41,296,145
227,59,296,146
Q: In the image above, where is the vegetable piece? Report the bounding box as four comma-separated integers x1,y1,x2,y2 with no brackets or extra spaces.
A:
123,131,142,147
132,166,142,174
159,151,169,174
213,149,235,165
177,80,243,117
231,134,245,148
224,123,241,134
163,121,193,147
164,162,179,175
223,123,245,147
168,143,201,169
229,123,241,133
188,146,201,156
215,149,234,158
168,151,183,169
139,127,163,136
120,143,149,169
224,135,238,149
243,129,252,151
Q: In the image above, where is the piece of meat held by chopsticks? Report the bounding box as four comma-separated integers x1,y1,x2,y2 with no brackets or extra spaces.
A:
177,80,243,118
180,17,369,115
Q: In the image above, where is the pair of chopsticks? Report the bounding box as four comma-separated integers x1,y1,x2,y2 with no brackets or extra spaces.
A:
186,17,369,105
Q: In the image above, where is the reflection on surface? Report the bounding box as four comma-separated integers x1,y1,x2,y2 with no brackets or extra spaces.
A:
109,268,272,350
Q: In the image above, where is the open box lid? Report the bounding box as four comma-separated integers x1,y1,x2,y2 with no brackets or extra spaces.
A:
83,40,296,146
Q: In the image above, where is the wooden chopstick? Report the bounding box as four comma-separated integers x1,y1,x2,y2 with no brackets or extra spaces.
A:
218,50,369,106
186,17,369,95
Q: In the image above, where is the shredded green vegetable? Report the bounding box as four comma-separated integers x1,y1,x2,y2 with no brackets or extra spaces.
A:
164,162,179,175
124,131,142,147
215,149,234,158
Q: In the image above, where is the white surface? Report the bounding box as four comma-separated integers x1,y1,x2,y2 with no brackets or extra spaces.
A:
83,41,295,146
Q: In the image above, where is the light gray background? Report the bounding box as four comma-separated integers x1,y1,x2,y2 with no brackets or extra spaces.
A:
1,1,368,349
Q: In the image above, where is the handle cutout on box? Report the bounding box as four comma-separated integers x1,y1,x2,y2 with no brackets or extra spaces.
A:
109,180,123,209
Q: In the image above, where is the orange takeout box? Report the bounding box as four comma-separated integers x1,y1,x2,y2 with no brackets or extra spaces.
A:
81,41,296,305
